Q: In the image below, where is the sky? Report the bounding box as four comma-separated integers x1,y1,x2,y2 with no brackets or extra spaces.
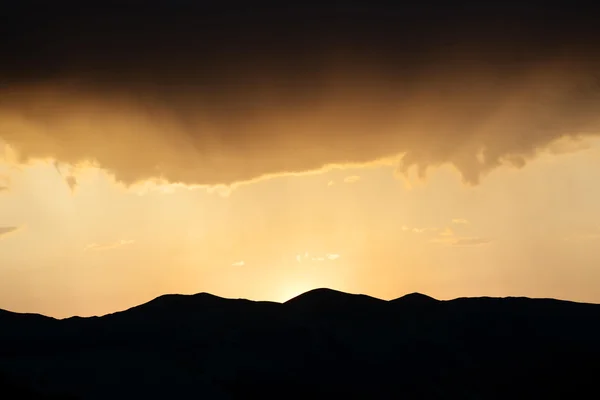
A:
1,1,600,317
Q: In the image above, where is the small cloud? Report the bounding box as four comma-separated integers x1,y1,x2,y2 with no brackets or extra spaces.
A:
402,225,438,234
343,175,361,184
0,186,7,192
452,218,469,225
0,226,21,240
298,253,341,262
431,236,493,246
453,237,493,246
431,227,491,246
232,260,245,267
84,239,135,251
327,180,335,186
440,227,454,237
430,237,453,244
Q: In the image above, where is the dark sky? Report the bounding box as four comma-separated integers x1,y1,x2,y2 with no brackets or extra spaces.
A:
2,1,598,88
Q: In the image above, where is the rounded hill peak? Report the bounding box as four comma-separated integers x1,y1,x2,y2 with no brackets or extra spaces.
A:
284,288,384,312
390,292,438,305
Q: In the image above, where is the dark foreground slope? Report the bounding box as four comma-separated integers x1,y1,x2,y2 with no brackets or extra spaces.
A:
1,289,599,399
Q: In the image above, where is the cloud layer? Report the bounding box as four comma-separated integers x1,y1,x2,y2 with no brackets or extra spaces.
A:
1,2,599,187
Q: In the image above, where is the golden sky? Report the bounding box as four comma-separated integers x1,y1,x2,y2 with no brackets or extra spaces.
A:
1,2,600,317
1,135,599,318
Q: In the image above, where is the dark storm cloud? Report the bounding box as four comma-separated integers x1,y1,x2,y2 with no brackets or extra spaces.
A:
1,1,599,186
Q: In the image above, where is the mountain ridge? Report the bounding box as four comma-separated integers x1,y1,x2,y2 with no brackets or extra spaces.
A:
4,288,598,320
1,288,599,399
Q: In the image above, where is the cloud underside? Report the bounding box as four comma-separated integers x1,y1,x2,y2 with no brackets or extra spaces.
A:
1,7,599,187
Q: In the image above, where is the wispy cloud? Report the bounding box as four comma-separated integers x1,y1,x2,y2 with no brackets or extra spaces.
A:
0,226,21,240
452,218,469,225
431,235,493,246
0,174,9,192
439,227,454,236
232,260,245,267
84,239,135,251
327,180,335,186
297,252,340,262
402,225,439,234
452,237,493,246
343,175,361,184
430,227,492,246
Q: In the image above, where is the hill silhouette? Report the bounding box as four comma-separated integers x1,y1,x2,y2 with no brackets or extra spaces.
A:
1,289,599,399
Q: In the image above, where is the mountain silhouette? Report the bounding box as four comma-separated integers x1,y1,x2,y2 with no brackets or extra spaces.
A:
285,288,384,313
1,289,599,399
391,291,437,304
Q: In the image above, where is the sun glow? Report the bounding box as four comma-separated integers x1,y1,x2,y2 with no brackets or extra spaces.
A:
276,281,319,303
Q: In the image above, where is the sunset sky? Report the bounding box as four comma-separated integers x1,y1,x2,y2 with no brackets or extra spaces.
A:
1,1,599,317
